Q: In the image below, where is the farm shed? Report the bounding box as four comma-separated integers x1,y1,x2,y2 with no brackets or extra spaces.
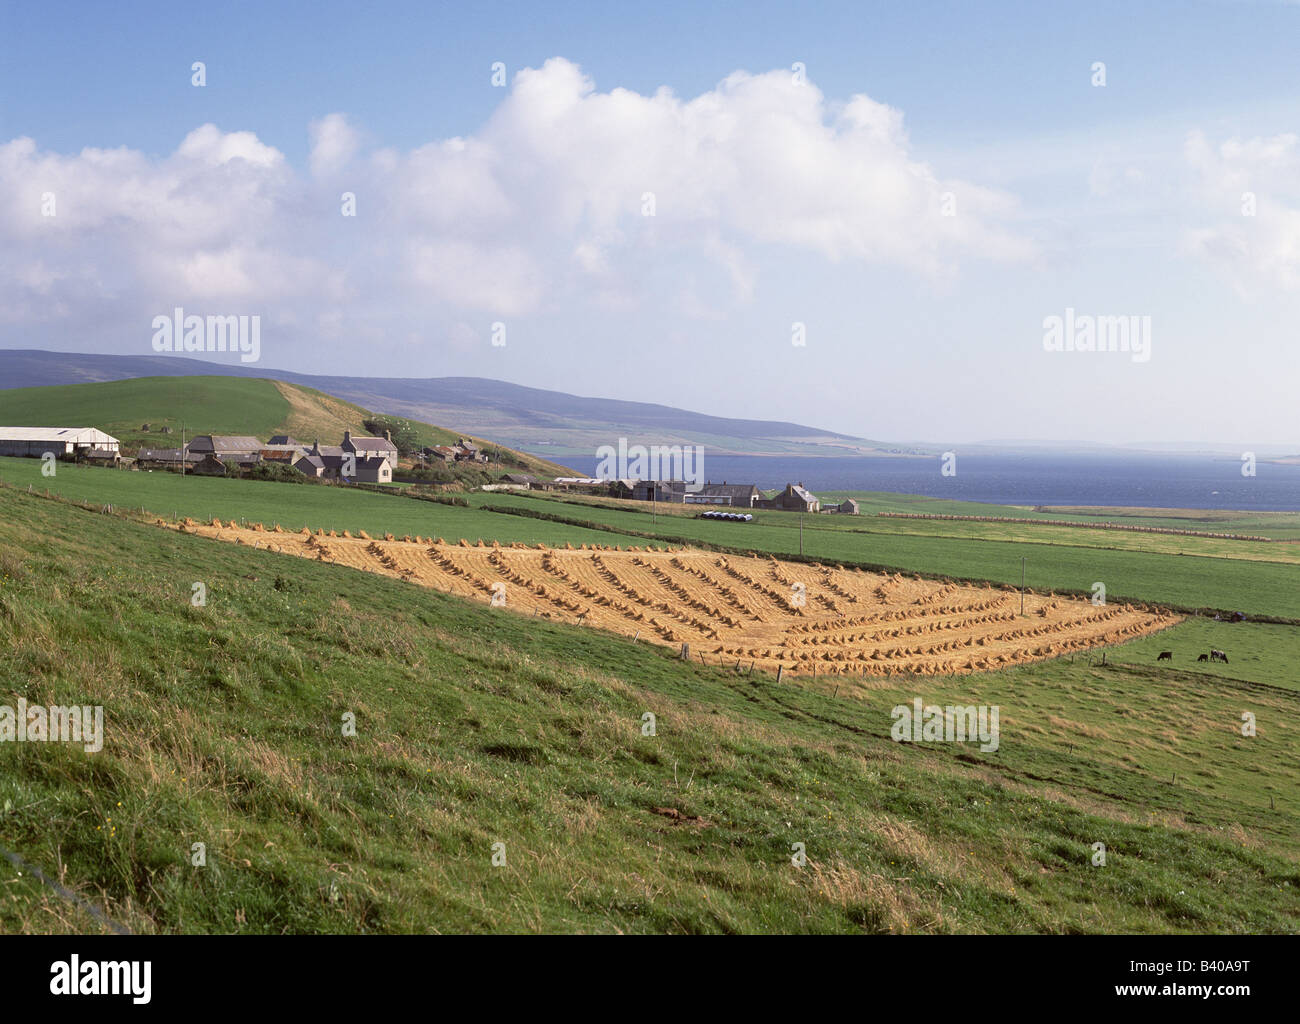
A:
632,480,685,502
186,435,263,457
0,426,120,458
293,454,326,478
691,482,761,507
137,448,201,470
78,447,124,467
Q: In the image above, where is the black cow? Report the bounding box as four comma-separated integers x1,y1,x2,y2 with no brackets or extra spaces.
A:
1197,653,1208,662
1157,651,1173,661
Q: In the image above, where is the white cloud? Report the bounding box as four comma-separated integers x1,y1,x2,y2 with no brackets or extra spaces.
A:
308,113,361,178
1183,129,1300,292
0,58,1033,359
176,123,284,168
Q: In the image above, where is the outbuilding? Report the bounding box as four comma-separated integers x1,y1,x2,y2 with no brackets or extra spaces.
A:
0,426,121,458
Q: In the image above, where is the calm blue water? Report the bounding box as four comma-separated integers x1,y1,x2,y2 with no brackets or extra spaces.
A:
556,453,1300,511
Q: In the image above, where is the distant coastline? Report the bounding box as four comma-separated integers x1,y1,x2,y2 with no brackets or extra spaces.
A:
555,451,1300,512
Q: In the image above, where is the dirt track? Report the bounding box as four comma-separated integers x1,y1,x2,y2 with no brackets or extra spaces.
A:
181,520,1178,676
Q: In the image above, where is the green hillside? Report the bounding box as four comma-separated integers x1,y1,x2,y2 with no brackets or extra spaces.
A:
0,376,288,443
0,376,575,478
0,485,1297,934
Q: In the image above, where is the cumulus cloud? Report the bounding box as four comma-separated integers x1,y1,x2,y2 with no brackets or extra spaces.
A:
308,113,361,178
1183,129,1300,292
0,58,1033,358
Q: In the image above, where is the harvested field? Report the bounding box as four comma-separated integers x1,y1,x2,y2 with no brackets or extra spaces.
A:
182,519,1179,676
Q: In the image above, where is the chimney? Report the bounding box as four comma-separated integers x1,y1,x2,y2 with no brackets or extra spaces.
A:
385,429,392,442
343,430,351,443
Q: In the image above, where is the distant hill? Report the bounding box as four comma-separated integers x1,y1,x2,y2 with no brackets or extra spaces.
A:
0,374,576,478
0,349,892,457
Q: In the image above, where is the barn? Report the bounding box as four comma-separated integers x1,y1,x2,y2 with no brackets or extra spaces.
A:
0,426,121,458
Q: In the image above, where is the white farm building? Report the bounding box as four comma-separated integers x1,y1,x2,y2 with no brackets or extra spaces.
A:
0,427,121,458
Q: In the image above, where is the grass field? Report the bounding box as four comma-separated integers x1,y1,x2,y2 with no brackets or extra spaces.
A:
1,486,1298,933
1113,620,1300,691
817,491,1300,541
7,458,1299,620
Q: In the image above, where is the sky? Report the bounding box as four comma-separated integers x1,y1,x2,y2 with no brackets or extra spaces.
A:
1,0,1298,445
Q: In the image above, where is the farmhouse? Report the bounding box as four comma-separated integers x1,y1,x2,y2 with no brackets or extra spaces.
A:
455,438,488,463
0,427,120,458
342,430,398,463
758,483,821,513
294,440,392,483
836,498,860,515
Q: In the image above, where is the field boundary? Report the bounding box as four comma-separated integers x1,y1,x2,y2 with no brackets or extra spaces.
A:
0,845,130,935
877,511,1276,542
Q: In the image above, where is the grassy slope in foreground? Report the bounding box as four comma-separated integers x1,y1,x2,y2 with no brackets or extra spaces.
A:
0,487,1297,934
0,376,574,478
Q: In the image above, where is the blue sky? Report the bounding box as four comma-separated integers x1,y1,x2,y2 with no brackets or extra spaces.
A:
2,0,1298,444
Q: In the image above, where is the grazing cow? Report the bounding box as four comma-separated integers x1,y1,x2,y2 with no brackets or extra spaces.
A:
1157,651,1173,661
1197,653,1208,662
1211,649,1229,663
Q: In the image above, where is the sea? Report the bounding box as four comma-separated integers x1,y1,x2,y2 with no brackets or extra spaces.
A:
556,452,1300,512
